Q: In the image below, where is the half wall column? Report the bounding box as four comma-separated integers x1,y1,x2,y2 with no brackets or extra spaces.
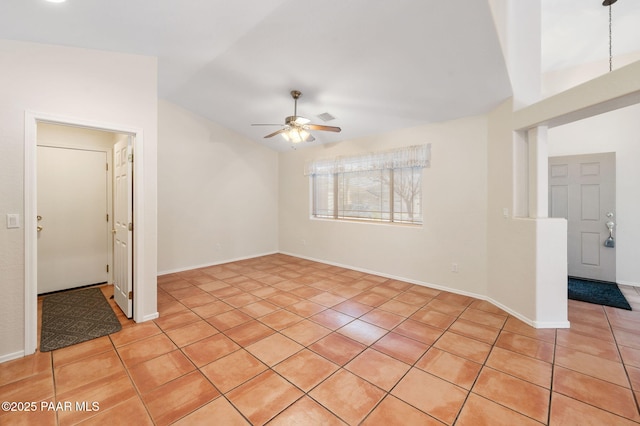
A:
528,125,548,218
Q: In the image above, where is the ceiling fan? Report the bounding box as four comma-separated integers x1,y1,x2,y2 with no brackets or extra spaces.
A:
252,90,341,143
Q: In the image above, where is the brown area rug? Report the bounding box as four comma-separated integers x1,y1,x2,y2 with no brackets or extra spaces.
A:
40,287,122,352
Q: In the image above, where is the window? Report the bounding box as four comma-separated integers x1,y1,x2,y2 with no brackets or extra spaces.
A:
306,145,430,224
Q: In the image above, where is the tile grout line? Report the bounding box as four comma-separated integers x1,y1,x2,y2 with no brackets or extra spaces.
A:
546,327,558,426
167,272,555,424
25,255,640,425
176,274,441,423
555,303,640,423
163,271,354,424
450,302,500,425
448,303,553,425
107,332,158,425
603,303,640,419
212,280,391,424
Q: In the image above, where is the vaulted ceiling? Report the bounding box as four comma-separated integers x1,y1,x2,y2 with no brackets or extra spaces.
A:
1,1,639,150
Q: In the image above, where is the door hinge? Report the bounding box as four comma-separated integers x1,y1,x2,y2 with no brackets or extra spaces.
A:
106,264,109,273
128,222,133,231
106,213,109,222
128,291,133,300
128,153,133,163
106,163,109,171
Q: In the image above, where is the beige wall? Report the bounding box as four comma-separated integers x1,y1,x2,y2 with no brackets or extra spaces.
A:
486,100,569,327
278,114,489,297
269,95,568,328
37,123,119,150
0,40,158,361
157,100,279,273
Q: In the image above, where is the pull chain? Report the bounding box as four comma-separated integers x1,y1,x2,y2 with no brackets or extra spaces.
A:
609,4,613,72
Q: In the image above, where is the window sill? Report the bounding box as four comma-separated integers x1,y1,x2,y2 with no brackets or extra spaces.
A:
309,216,422,228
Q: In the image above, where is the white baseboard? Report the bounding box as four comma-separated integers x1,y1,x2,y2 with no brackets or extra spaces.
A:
618,280,640,288
142,312,159,322
0,350,26,364
480,296,570,329
157,251,279,276
531,320,571,328
158,250,571,330
279,251,568,329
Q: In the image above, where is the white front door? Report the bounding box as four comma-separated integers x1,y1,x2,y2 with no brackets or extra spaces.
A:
113,137,133,318
549,153,616,282
37,146,109,293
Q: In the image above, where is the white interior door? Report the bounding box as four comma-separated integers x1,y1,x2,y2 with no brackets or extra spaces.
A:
549,153,616,282
113,137,133,318
37,146,109,293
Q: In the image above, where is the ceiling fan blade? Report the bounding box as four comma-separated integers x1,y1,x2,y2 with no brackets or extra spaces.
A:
306,134,316,142
264,128,287,138
306,124,341,133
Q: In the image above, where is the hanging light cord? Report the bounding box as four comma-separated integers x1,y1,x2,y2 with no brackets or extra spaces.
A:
608,3,613,72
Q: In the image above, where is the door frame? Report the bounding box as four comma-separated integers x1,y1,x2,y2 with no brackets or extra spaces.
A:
24,111,145,355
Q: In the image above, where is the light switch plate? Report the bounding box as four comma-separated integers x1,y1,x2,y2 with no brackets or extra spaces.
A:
7,214,20,229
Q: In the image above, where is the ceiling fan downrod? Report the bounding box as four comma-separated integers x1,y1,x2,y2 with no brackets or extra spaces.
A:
291,90,301,117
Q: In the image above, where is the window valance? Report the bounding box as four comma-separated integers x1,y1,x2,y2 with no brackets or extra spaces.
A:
304,144,431,176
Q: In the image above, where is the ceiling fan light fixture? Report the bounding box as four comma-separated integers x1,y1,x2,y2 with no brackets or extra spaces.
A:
282,127,309,143
299,129,310,141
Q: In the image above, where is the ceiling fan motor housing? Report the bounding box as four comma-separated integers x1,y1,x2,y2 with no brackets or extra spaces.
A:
285,116,310,126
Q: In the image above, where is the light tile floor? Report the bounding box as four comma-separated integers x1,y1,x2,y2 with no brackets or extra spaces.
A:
2,254,640,425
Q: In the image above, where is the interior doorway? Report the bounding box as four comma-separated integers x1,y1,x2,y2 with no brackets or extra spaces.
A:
35,123,134,316
24,112,143,355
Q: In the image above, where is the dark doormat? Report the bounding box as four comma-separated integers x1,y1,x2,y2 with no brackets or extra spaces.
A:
568,277,632,311
40,287,122,352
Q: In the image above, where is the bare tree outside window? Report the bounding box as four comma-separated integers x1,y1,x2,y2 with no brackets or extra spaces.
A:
392,167,422,223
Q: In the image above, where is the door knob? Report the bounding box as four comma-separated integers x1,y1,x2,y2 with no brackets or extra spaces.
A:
605,214,615,248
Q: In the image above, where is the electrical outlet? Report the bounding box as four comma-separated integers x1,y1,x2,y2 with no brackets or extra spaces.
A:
451,263,459,273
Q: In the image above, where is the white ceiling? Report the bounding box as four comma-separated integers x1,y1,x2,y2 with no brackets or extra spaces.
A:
1,1,638,151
